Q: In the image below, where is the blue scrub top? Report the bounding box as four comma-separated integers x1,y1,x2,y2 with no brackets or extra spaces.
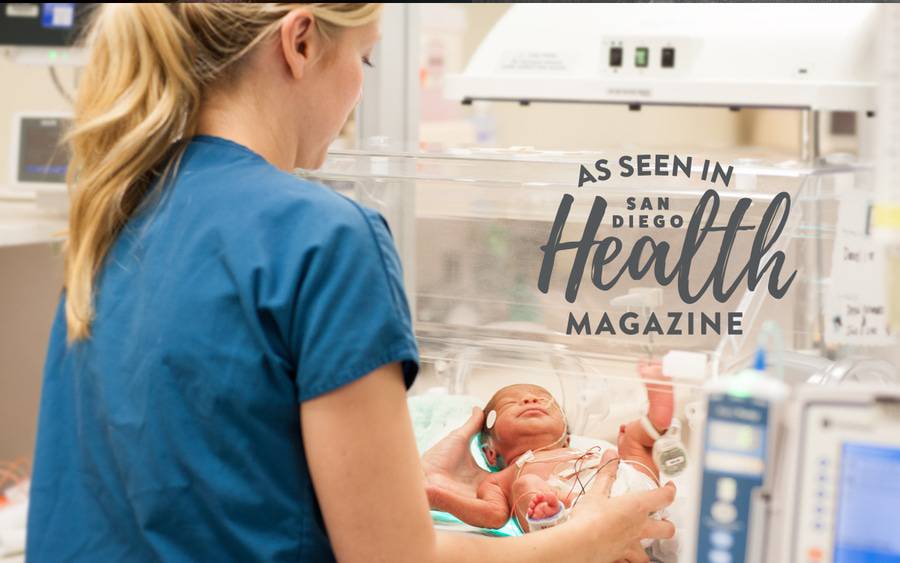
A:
26,135,420,562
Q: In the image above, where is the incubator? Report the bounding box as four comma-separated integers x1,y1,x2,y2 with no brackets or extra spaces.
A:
297,147,897,554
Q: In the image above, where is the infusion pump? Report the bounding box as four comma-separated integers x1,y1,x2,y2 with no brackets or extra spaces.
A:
684,383,900,563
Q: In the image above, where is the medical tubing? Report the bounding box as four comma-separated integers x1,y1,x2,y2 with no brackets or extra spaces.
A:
569,455,621,507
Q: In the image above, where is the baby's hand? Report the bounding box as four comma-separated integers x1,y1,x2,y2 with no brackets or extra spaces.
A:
638,360,668,386
527,492,562,521
638,360,671,391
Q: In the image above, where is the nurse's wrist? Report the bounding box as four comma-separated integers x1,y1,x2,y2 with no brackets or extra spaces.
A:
540,517,615,563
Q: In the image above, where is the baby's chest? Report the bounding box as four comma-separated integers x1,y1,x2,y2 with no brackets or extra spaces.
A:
506,450,569,482
516,461,559,481
516,451,606,489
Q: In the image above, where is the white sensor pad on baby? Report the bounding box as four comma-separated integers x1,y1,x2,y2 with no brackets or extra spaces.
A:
486,410,497,429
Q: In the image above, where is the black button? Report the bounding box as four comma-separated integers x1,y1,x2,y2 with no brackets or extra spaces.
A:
609,47,623,68
662,47,675,68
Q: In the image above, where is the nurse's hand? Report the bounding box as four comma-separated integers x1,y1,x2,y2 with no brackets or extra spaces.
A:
421,407,489,501
569,453,677,563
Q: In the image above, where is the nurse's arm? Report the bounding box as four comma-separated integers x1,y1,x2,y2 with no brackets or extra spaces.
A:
302,363,676,563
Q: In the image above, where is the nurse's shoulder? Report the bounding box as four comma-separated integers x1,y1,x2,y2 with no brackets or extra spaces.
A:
181,135,388,252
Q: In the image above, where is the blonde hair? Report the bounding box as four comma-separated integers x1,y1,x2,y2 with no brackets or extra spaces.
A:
63,3,381,341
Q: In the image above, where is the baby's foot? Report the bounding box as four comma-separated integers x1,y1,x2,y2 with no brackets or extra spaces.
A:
527,492,561,520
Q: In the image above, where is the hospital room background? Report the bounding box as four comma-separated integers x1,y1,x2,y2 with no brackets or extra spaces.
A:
1,3,900,562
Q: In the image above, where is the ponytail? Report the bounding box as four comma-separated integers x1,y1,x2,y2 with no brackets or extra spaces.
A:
63,3,382,341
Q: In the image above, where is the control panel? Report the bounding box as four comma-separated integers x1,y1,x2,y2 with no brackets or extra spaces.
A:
600,37,696,77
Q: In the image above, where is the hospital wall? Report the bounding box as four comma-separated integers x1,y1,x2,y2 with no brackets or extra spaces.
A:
0,244,62,460
0,58,70,460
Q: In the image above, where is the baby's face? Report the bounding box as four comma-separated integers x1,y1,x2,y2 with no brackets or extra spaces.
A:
482,384,568,466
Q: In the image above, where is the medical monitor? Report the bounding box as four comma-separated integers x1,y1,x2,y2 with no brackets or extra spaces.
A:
833,443,900,562
10,113,71,192
0,3,91,47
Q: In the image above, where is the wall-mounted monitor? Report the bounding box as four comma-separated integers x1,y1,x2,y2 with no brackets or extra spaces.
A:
10,112,71,193
0,3,92,47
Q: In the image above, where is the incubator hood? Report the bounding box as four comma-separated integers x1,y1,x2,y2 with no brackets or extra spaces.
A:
445,3,879,111
297,148,873,387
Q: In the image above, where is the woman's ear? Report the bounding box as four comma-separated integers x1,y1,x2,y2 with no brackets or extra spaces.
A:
279,8,317,80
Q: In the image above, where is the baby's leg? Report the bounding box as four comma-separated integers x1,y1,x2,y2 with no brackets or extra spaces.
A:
618,360,674,481
510,473,564,532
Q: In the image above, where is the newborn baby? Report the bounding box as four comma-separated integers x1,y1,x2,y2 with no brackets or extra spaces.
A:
427,361,674,536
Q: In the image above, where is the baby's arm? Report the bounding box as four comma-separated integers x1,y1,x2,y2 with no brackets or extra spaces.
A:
628,360,674,446
618,361,674,477
426,475,511,529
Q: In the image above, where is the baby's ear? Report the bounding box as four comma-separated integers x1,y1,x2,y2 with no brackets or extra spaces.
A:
481,443,499,467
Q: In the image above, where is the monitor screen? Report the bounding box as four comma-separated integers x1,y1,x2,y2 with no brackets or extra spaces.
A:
834,443,900,563
17,116,70,184
708,420,763,454
0,3,92,47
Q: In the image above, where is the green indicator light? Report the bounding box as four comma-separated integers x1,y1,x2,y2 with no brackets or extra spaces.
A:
635,47,649,68
728,385,752,399
48,50,58,60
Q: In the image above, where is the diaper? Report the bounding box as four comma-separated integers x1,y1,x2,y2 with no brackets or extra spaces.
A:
614,462,679,563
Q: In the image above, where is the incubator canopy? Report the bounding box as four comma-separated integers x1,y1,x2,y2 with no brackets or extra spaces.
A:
445,3,878,112
298,149,869,381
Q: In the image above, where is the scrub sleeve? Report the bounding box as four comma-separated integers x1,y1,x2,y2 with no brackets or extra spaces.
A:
293,205,419,401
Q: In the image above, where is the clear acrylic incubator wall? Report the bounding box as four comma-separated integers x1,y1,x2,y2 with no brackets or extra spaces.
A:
297,148,873,444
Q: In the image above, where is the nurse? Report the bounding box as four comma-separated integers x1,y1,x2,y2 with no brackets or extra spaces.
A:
26,3,674,562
